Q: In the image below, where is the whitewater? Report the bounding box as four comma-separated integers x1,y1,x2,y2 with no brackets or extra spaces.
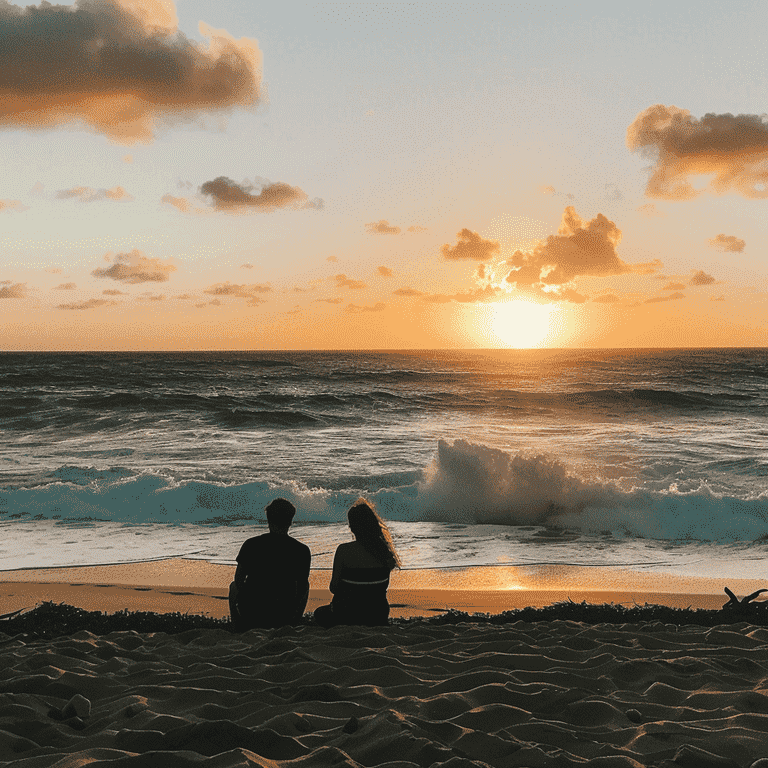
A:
1,349,767,580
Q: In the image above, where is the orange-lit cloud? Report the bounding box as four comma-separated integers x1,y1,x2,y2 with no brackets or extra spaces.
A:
0,0,263,143
690,270,716,286
203,282,271,304
709,234,746,252
393,287,423,297
504,207,632,295
57,298,116,310
377,266,393,277
0,199,25,212
346,302,386,313
54,282,77,290
442,229,500,261
645,292,685,304
407,225,427,233
57,186,133,202
0,282,26,298
334,274,366,290
102,289,126,295
663,282,685,290
92,249,176,283
240,263,254,269
199,177,322,212
627,105,768,199
366,220,400,234
161,194,191,213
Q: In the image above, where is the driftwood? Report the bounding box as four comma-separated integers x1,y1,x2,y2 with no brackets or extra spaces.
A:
722,586,768,613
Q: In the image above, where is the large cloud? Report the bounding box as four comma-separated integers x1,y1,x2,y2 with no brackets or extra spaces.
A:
709,234,746,253
0,282,26,298
627,105,768,199
504,207,631,291
0,0,262,143
199,177,322,213
690,270,716,286
441,229,500,261
92,249,176,283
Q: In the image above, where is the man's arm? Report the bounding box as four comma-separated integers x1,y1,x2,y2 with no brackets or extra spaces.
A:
234,563,247,588
294,546,311,618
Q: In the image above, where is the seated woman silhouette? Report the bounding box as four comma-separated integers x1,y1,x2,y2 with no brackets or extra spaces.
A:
314,499,401,628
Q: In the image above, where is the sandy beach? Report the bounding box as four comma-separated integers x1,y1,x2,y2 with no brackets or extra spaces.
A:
0,560,767,766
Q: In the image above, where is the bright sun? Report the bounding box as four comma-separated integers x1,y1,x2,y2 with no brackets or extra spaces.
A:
489,300,556,348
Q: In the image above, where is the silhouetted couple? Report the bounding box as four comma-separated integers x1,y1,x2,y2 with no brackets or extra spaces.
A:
228,497,400,631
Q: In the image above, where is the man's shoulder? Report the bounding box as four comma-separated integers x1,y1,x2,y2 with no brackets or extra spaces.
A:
287,535,311,555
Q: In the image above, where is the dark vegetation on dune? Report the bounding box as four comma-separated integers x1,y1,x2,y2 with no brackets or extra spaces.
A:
1,599,767,641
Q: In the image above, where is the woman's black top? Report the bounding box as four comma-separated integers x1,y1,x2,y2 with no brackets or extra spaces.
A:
331,566,391,625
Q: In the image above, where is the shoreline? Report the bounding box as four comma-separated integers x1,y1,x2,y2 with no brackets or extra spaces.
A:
0,557,761,618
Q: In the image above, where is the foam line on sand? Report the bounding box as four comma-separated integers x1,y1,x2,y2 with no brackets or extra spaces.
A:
2,618,768,767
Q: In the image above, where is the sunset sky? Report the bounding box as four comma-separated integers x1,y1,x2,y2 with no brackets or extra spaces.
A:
1,0,767,350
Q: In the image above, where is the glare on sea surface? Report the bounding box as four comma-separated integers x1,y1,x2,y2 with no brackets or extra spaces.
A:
488,300,557,348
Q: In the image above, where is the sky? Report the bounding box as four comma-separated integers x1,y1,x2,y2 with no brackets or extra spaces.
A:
1,0,767,350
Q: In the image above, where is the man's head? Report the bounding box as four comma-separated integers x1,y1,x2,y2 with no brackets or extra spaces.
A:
266,498,296,533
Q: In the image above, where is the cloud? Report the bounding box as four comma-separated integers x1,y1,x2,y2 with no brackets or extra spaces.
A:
54,282,77,290
504,207,631,290
0,199,26,212
392,287,424,297
0,282,26,298
161,194,191,213
102,289,126,295
240,263,254,269
57,298,115,310
592,294,620,303
203,282,271,304
366,220,400,234
441,229,500,261
44,267,62,274
377,266,393,277
407,225,427,233
199,177,321,212
645,292,685,304
138,293,165,301
92,249,176,283
422,294,453,304
0,0,263,143
709,234,745,253
56,186,132,202
627,105,768,199
314,297,343,304
334,274,366,290
690,270,716,286
326,255,339,263
663,282,685,291
346,302,386,313
711,295,725,302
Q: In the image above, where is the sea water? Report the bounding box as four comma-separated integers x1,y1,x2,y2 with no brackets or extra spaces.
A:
1,349,767,580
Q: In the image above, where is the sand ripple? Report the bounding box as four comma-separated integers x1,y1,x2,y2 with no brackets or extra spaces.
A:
1,620,768,767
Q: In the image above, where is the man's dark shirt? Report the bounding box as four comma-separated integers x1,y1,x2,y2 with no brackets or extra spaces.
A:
235,532,311,626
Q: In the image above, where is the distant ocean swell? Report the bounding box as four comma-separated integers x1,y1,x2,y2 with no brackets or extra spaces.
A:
2,440,767,543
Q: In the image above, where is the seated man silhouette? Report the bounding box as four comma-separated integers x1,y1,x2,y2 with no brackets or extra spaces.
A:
229,498,311,630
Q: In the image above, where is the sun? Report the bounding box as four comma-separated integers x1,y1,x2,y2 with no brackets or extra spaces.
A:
488,300,557,348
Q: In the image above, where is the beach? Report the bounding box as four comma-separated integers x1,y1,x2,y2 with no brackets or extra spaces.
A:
1,562,768,766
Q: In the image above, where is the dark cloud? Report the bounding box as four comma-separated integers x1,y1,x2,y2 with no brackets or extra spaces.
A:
377,266,393,277
203,282,271,304
592,294,620,303
366,220,400,234
0,282,26,298
57,185,132,202
504,207,632,292
627,105,768,199
0,0,262,143
54,282,77,290
690,270,716,286
709,234,746,253
392,287,424,297
334,274,366,290
441,229,500,261
645,292,685,304
92,249,176,283
199,177,321,213
346,302,386,313
57,298,115,310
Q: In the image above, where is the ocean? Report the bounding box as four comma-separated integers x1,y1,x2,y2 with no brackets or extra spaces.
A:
1,349,767,582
